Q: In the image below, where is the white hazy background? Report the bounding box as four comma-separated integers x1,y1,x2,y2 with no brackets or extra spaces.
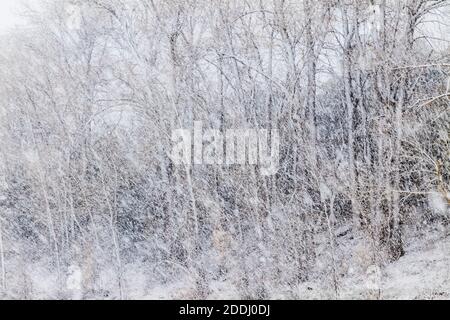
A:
0,0,28,33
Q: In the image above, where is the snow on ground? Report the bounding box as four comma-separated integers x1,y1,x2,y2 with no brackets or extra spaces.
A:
380,235,450,299
1,230,449,299
321,232,450,300
138,233,450,300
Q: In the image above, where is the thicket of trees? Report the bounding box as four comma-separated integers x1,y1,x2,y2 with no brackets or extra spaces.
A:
0,0,449,299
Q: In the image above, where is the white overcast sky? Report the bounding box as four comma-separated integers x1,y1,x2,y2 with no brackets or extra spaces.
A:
0,0,29,33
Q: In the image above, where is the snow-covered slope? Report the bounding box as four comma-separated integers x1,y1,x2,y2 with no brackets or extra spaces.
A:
380,235,450,299
136,233,450,300
331,233,450,300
